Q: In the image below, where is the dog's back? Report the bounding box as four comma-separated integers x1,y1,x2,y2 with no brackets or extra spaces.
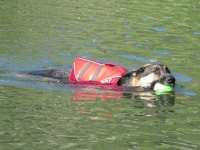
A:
28,69,71,81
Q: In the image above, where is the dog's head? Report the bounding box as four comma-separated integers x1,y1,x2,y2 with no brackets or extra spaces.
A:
117,64,175,89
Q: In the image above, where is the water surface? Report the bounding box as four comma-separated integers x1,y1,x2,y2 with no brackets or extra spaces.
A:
0,0,200,149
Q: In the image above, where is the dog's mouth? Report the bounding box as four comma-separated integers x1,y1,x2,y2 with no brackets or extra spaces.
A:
139,72,175,88
140,75,176,90
150,78,175,91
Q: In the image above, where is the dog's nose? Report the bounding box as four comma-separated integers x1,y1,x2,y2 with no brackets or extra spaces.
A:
166,76,175,86
159,75,175,87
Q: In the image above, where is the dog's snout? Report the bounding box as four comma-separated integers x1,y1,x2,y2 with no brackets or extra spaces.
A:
159,75,175,87
167,76,175,84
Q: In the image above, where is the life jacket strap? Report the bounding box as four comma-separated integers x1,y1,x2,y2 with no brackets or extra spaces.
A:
105,63,127,73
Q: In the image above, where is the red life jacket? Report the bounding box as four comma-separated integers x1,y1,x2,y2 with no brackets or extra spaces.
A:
69,57,127,85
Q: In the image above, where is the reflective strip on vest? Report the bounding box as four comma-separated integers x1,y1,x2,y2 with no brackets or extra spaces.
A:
89,64,104,81
77,62,92,80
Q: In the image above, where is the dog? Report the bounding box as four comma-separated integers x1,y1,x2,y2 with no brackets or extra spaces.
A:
27,61,175,91
117,64,175,89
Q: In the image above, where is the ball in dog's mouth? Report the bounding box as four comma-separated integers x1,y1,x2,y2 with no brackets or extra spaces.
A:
154,83,174,94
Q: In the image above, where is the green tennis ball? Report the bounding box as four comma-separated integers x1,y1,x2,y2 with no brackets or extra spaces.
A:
154,83,174,93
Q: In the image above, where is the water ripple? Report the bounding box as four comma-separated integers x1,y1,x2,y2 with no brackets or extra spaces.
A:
119,55,151,63
91,37,100,42
141,18,150,21
125,35,133,39
154,51,171,55
124,25,132,30
179,91,197,96
172,72,192,82
89,16,94,20
152,27,167,32
193,32,200,35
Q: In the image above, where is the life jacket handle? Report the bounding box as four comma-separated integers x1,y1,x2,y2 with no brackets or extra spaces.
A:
105,63,127,72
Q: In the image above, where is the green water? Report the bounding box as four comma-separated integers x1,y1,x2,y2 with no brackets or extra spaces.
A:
0,0,200,149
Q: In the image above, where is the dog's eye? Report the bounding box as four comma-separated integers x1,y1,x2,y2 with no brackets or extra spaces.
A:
153,67,160,74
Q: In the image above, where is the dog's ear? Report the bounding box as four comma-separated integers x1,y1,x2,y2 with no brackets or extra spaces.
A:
121,67,145,78
117,67,145,86
132,67,145,77
137,67,145,74
123,67,145,77
143,64,151,67
122,71,137,78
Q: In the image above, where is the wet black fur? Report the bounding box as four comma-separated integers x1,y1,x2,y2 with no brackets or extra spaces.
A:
27,69,71,81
